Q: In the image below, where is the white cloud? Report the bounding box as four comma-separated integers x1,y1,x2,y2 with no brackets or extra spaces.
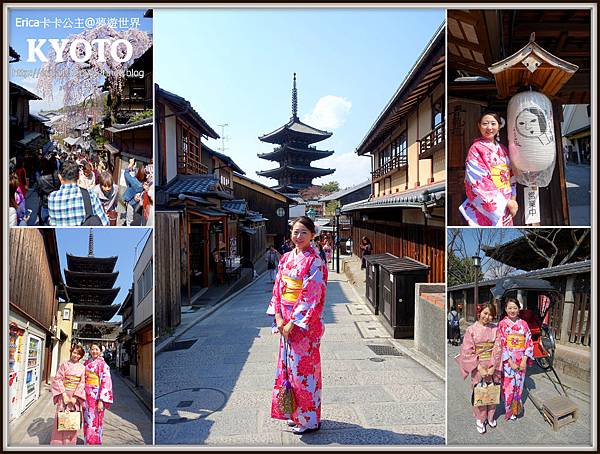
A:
316,151,371,188
302,95,352,130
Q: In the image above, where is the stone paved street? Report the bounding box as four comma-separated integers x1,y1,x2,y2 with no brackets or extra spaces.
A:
8,370,152,446
447,343,592,446
155,272,445,446
565,162,591,226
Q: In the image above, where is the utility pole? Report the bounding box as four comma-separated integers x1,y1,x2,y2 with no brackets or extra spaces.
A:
217,123,230,153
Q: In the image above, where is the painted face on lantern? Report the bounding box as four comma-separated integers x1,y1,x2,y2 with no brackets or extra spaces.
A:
515,108,547,138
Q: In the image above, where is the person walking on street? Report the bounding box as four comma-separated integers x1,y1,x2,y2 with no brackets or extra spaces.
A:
265,246,281,282
359,236,372,269
448,306,461,346
267,216,328,434
48,160,109,226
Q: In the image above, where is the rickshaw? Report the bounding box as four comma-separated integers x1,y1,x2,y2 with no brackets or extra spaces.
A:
491,277,561,370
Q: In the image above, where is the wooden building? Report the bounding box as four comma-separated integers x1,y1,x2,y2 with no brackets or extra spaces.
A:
342,24,446,283
233,172,295,248
131,233,153,406
447,9,591,226
8,229,63,421
155,85,268,336
257,73,335,193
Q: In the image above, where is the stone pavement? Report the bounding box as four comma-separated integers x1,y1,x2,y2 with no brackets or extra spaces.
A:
155,271,445,446
565,162,591,226
8,370,152,446
446,343,592,446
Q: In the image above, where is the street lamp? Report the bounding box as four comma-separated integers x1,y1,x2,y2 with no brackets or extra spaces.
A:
472,254,481,321
335,207,341,273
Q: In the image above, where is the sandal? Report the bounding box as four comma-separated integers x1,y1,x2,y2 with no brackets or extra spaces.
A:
476,420,486,434
291,424,321,434
488,419,497,428
287,419,296,427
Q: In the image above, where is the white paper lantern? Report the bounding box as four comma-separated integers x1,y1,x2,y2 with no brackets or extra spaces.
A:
507,91,556,187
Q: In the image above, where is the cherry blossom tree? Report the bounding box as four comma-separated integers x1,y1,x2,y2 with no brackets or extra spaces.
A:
36,25,152,124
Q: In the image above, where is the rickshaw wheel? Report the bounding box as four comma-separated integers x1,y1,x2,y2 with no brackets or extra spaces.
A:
536,355,553,370
535,326,556,370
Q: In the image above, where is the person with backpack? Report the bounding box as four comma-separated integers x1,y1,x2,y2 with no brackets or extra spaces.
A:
448,305,461,346
265,246,281,282
48,160,109,226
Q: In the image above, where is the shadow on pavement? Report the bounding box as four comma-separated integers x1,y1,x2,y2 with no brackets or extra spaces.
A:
26,417,53,445
299,420,445,445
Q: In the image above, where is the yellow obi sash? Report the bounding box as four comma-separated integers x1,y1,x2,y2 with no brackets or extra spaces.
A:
281,275,303,303
475,341,495,360
491,164,511,190
506,333,526,349
64,374,81,391
85,370,100,387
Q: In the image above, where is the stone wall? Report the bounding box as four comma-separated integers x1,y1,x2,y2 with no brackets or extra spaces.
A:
414,283,446,368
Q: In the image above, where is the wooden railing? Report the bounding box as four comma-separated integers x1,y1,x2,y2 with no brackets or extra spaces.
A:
371,154,408,179
419,122,445,157
178,153,209,175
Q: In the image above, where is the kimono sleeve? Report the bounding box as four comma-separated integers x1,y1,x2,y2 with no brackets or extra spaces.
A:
492,326,503,370
464,148,509,226
51,363,67,402
498,320,511,362
522,321,535,361
99,363,114,407
74,368,86,401
454,326,478,380
290,257,325,330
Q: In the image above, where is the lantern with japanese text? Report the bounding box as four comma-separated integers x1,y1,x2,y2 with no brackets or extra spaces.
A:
507,91,556,187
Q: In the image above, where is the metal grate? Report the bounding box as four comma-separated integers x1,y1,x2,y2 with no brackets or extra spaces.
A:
165,339,197,352
367,344,402,356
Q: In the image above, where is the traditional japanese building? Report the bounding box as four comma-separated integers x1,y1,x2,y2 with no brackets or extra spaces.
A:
66,231,121,346
257,74,335,193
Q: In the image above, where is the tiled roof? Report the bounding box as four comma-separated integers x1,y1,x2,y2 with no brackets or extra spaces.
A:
319,180,371,202
341,181,445,212
221,199,248,215
204,144,245,174
163,174,219,195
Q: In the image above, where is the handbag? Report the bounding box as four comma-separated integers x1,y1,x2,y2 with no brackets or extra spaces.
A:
472,380,501,407
275,340,296,415
57,408,81,431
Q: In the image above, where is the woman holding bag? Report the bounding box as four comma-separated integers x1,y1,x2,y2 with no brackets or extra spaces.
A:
83,344,113,445
267,216,328,434
50,344,86,445
455,303,502,434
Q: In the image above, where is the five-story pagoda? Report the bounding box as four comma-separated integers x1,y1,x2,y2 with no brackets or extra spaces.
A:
66,230,121,345
257,74,335,193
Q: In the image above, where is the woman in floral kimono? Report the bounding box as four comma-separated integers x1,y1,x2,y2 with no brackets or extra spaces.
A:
50,344,86,445
455,303,502,434
498,298,534,420
83,344,113,445
459,112,519,226
267,216,328,434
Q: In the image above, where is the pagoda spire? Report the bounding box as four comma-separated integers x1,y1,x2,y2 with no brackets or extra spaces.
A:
88,229,94,256
291,73,298,120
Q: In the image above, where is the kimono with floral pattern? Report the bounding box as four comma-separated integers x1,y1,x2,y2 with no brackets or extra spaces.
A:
83,357,113,444
455,322,502,422
50,361,86,445
498,317,534,419
267,245,328,429
459,138,517,226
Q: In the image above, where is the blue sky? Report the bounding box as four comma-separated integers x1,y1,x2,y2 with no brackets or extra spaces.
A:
155,7,445,188
447,228,523,277
56,228,152,322
8,8,152,112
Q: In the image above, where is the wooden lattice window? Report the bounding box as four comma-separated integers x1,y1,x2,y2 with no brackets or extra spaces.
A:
176,120,207,174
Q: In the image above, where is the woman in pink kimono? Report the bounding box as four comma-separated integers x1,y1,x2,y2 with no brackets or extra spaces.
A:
455,303,502,434
83,344,113,445
267,216,328,434
498,298,534,420
459,112,519,226
50,344,86,445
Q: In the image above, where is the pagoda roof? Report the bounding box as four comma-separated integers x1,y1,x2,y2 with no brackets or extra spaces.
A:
273,183,313,192
259,117,332,145
257,165,335,179
64,269,119,289
66,287,120,306
73,304,121,321
66,253,117,273
258,144,334,162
